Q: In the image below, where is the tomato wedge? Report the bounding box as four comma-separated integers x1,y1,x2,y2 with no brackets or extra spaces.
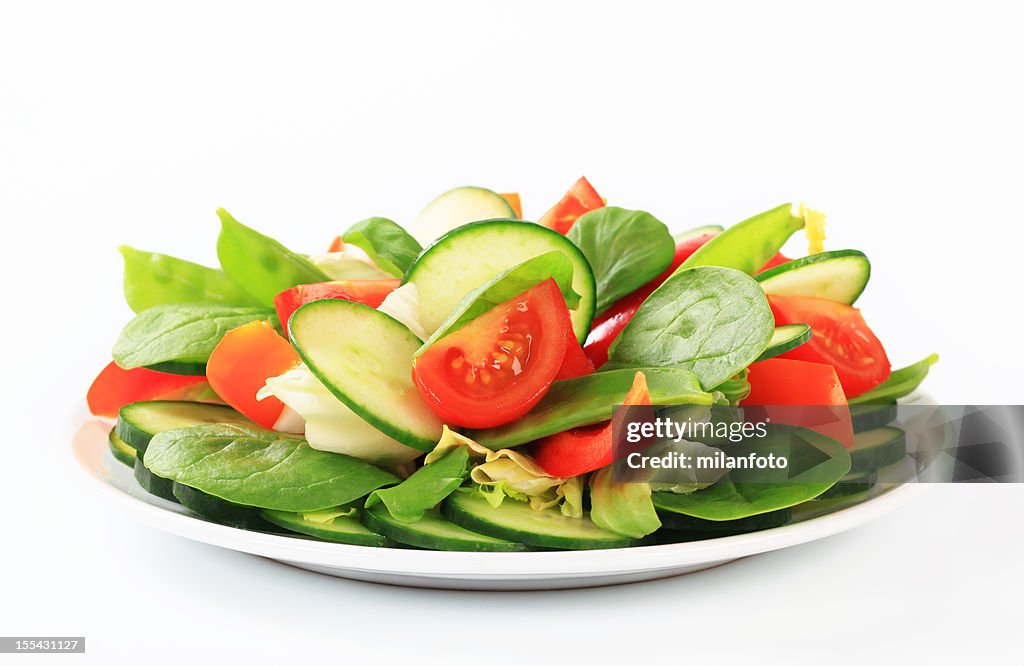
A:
743,358,854,448
87,362,208,418
769,295,891,397
206,320,300,428
274,279,400,336
327,236,344,252
555,340,595,380
412,279,572,429
538,176,604,234
532,371,651,477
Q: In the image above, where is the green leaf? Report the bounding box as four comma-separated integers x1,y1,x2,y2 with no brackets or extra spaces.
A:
848,354,940,405
143,423,399,512
678,203,804,275
216,208,329,306
470,367,715,450
589,467,661,539
342,217,423,278
112,303,273,368
364,447,469,522
417,251,580,353
607,266,774,390
651,424,851,520
567,207,674,314
120,246,259,313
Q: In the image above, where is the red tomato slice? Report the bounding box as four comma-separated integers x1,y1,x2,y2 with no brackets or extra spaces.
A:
555,340,594,380
532,371,651,477
87,362,207,418
769,295,891,397
206,320,300,428
538,176,604,234
412,279,571,429
583,232,716,367
743,358,854,448
274,279,400,336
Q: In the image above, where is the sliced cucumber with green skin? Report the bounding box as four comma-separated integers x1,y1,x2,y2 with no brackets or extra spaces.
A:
412,186,517,245
673,224,722,242
262,509,390,547
851,402,897,433
363,503,526,552
116,401,250,453
289,299,444,451
850,426,906,474
754,324,812,362
144,360,207,376
756,249,871,304
107,429,137,467
816,471,877,500
404,219,597,344
134,457,178,503
443,492,638,550
657,507,792,533
172,483,274,530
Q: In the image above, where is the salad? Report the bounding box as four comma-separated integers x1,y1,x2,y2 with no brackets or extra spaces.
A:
87,177,939,551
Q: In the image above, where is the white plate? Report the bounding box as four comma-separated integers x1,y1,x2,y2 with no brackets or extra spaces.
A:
72,416,928,590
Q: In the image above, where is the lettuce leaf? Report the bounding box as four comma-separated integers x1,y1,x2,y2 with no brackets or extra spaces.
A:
259,364,421,466
428,427,583,518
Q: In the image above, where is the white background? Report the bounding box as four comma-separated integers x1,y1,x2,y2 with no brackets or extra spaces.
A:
2,1,1022,664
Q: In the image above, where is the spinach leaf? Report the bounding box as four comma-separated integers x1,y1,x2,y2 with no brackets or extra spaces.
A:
848,354,939,405
606,266,773,390
651,424,851,520
417,251,580,353
112,303,273,368
567,207,674,314
471,367,714,450
143,423,399,512
120,246,259,313
216,208,329,306
678,203,804,275
364,447,469,522
342,217,423,278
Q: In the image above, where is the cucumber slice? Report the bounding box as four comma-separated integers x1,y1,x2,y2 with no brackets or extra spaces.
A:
145,360,207,376
756,249,871,304
412,186,517,245
107,429,137,467
755,324,812,362
404,220,597,343
443,492,638,550
816,471,877,500
673,224,722,242
289,299,444,451
172,483,274,530
133,456,178,503
116,401,250,453
851,402,897,433
262,509,389,547
657,506,792,533
850,426,906,474
363,504,526,552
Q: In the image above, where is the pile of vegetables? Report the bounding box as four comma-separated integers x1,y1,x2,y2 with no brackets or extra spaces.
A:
88,177,938,550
